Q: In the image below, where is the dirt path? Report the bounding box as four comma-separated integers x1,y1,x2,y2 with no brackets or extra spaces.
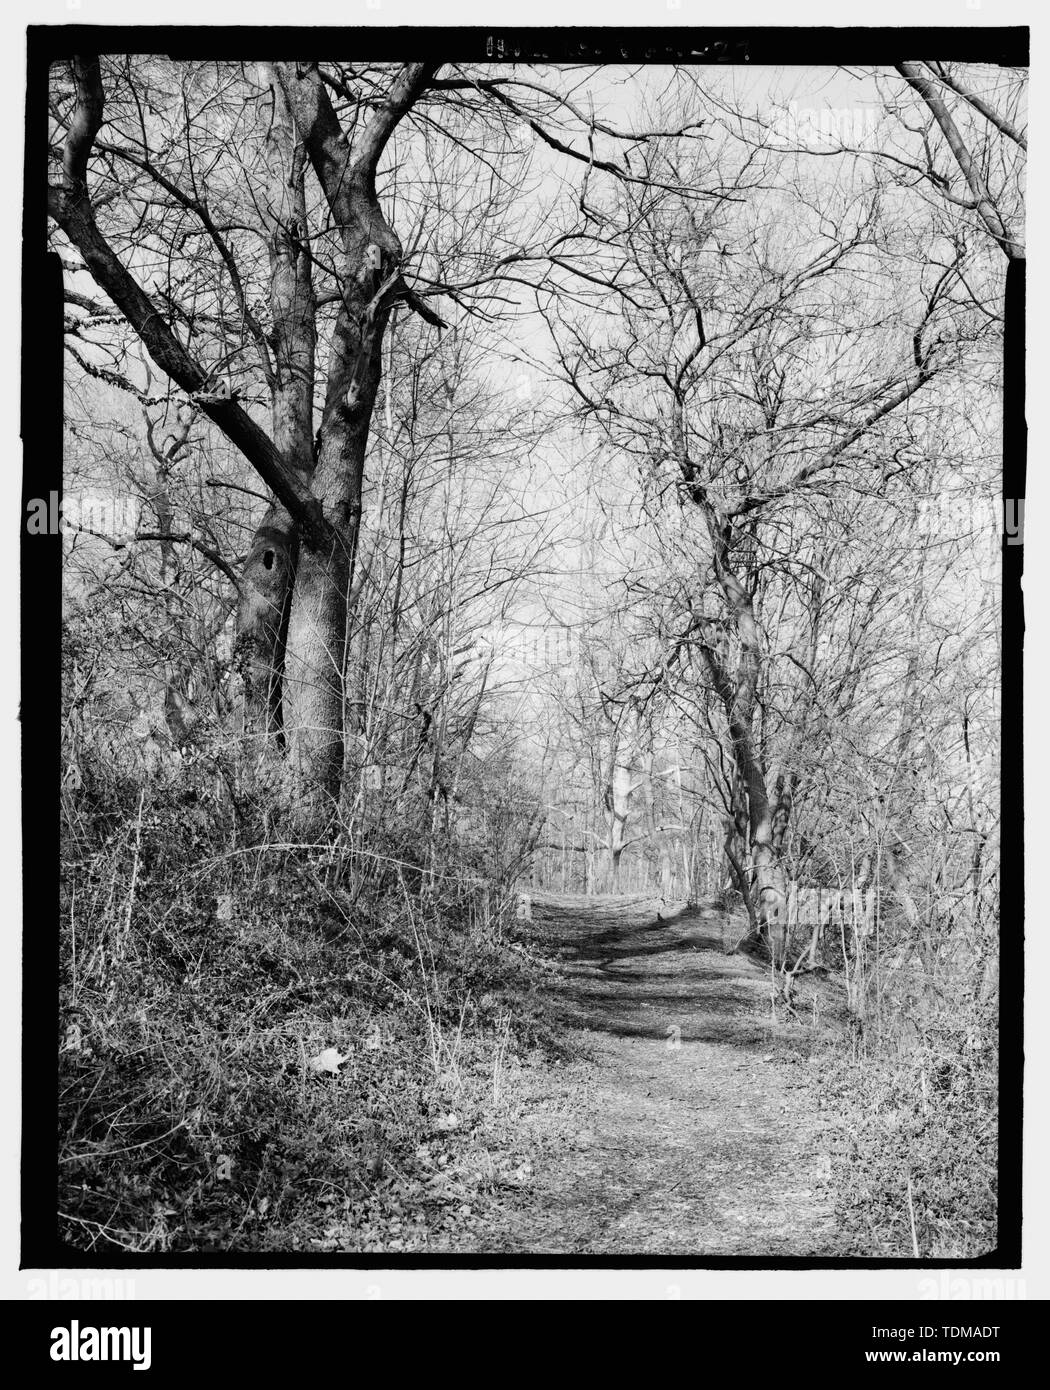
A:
475,892,850,1255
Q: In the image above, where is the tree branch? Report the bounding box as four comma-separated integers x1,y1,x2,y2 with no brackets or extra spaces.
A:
927,61,1027,152
49,55,333,551
896,61,1024,260
48,59,334,552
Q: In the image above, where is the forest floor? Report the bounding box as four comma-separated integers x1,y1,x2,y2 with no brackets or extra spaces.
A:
440,892,855,1256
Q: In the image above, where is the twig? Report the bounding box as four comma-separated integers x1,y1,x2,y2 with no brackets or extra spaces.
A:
123,791,145,948
906,1173,921,1258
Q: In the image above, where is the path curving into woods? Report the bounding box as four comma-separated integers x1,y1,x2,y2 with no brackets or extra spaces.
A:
470,893,850,1256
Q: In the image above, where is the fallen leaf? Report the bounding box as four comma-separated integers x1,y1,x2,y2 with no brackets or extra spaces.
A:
308,1047,350,1074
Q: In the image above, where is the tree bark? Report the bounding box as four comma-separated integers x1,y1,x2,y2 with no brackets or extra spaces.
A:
695,518,789,964
896,61,1025,261
273,61,437,811
236,67,316,745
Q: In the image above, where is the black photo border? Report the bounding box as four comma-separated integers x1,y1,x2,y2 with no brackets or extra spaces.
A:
21,22,1027,1273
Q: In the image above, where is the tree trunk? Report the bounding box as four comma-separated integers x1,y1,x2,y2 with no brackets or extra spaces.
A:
273,61,435,817
283,303,385,815
236,66,316,749
605,707,641,893
695,515,789,965
48,57,441,819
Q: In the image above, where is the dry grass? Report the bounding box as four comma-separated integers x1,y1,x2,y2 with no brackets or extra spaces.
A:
59,780,567,1254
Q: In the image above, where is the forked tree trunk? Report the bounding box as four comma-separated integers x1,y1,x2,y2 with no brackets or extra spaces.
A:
273,62,438,819
235,70,316,749
281,259,391,814
49,56,440,822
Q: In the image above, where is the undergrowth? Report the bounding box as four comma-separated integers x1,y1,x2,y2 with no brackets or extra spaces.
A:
820,1004,998,1259
59,776,567,1254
